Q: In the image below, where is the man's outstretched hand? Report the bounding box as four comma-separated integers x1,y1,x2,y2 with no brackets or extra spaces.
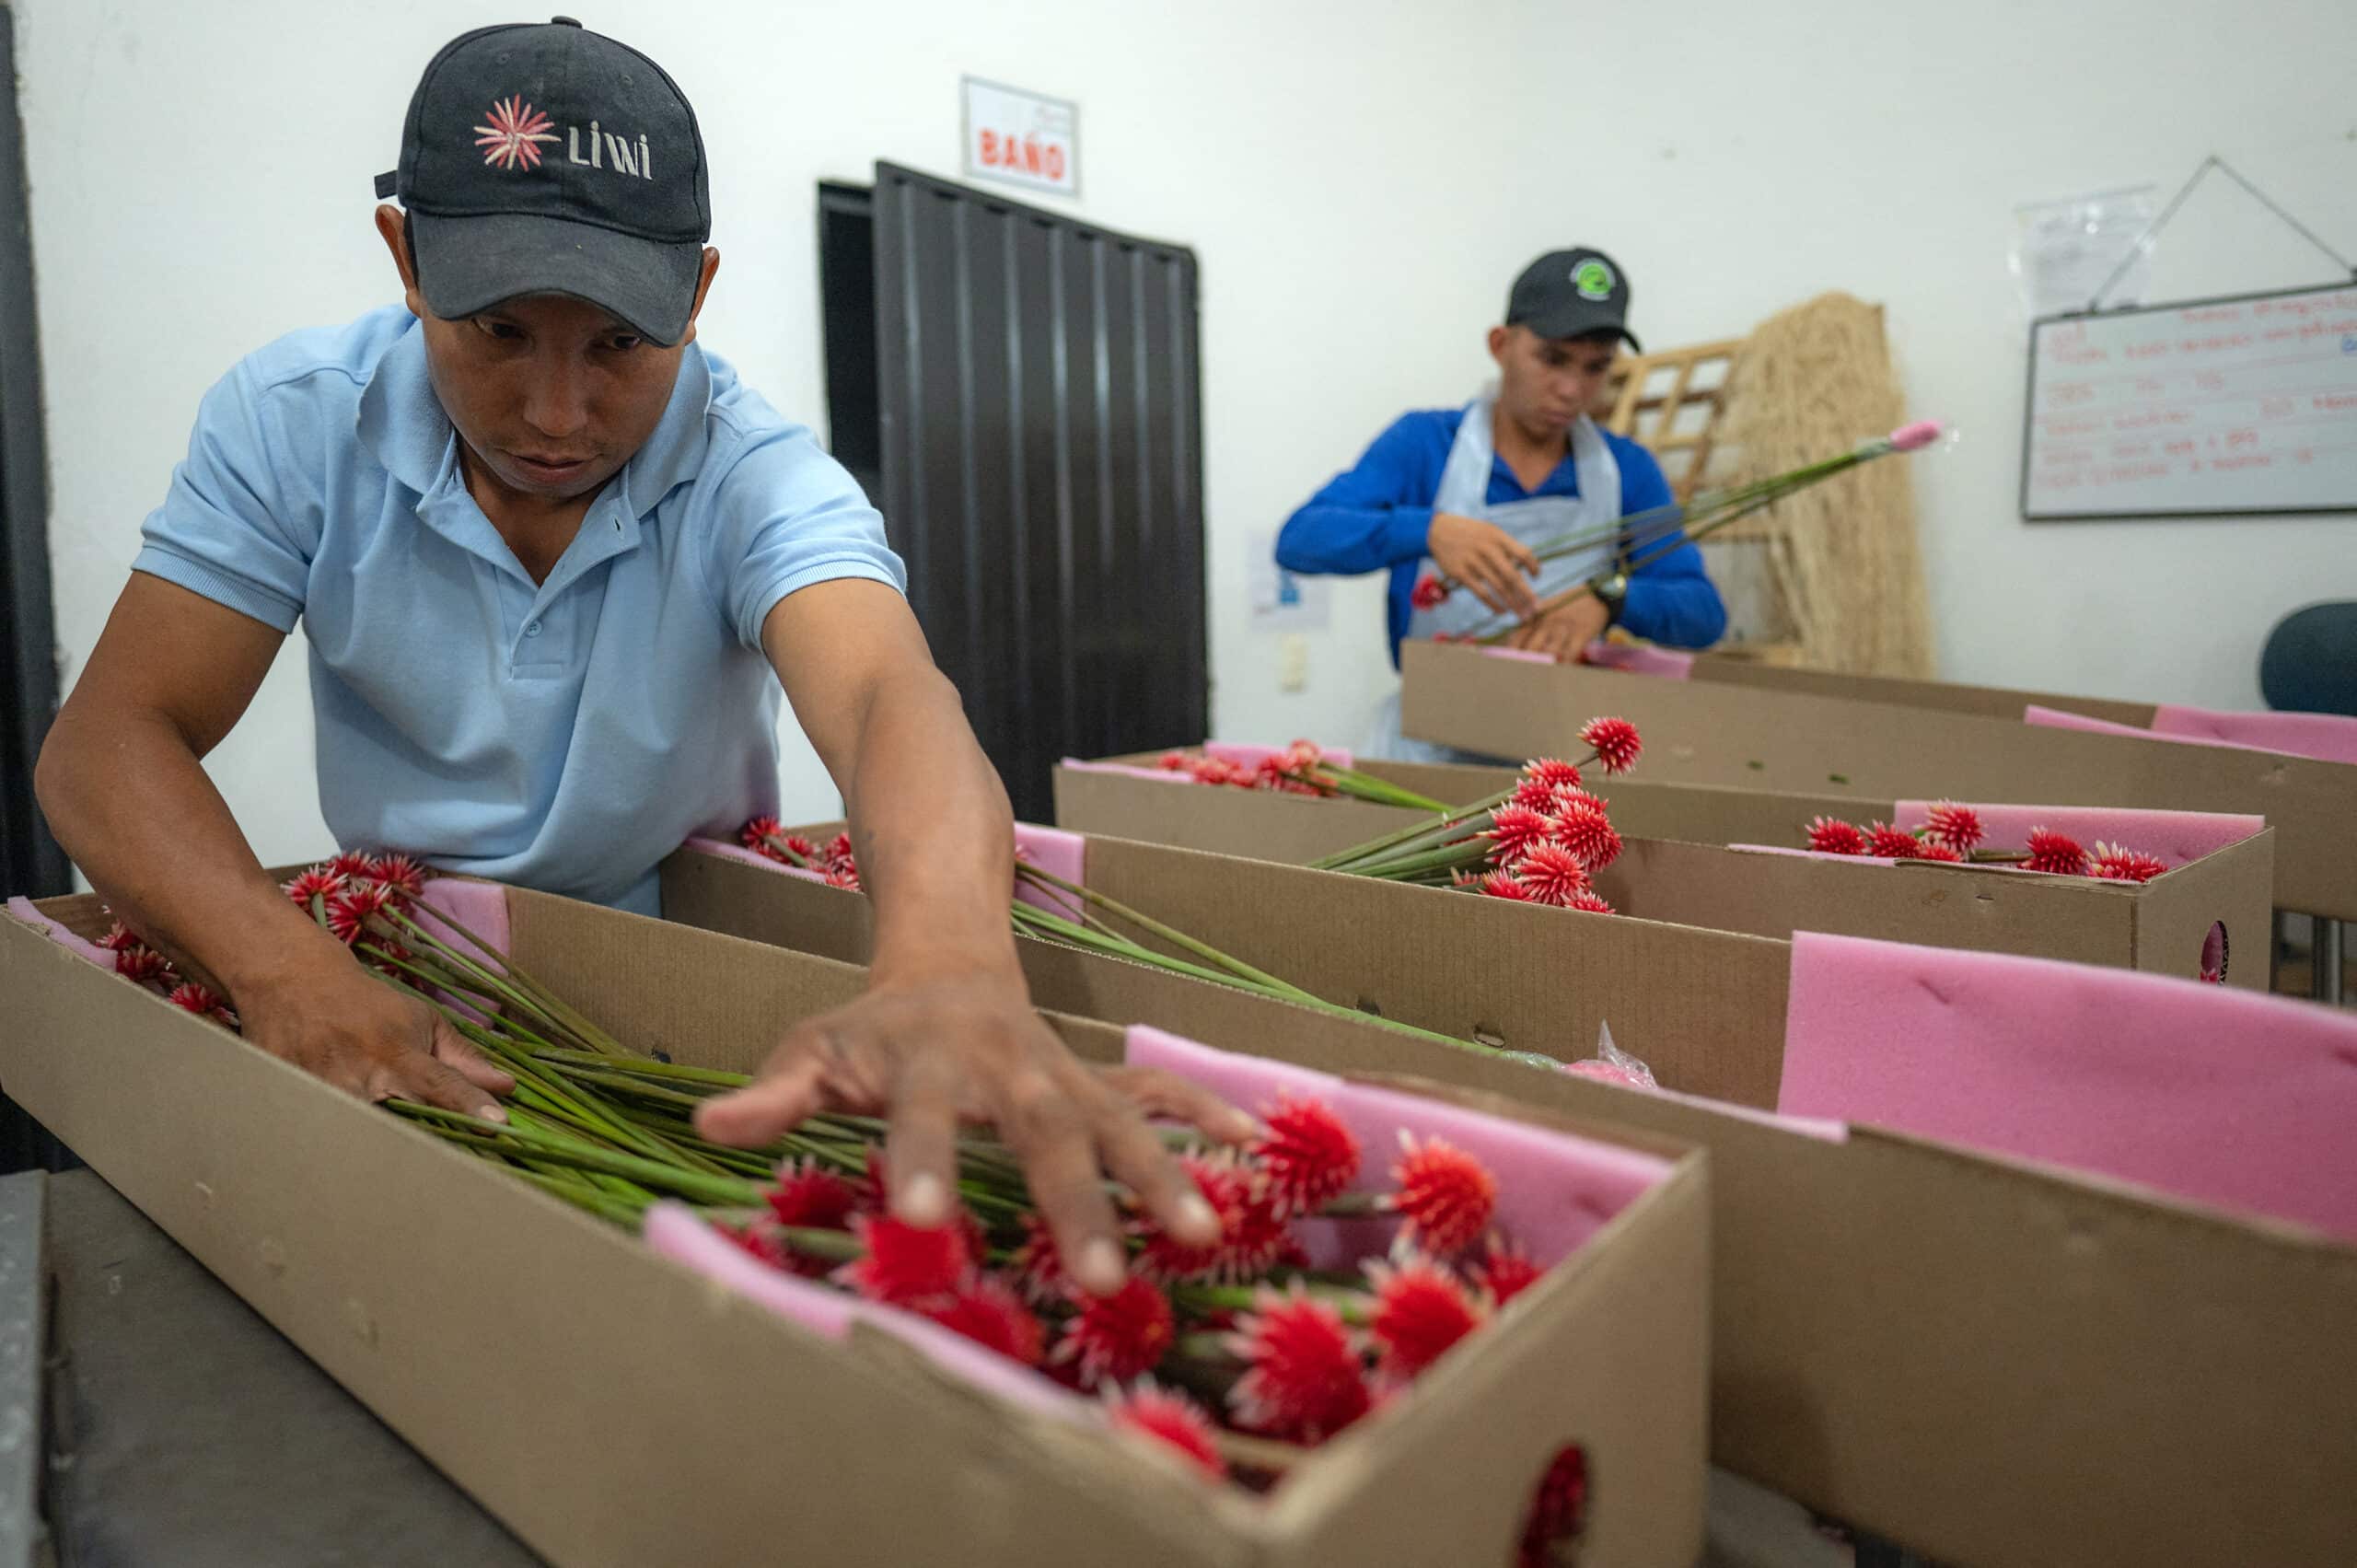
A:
695,969,1260,1295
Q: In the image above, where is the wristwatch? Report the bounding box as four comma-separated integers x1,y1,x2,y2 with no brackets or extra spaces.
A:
1587,570,1630,627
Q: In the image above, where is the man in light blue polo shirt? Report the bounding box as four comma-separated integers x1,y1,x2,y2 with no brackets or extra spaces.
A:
34,19,1234,1291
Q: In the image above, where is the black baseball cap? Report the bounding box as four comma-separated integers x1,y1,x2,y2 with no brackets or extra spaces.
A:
1504,248,1640,353
375,18,711,345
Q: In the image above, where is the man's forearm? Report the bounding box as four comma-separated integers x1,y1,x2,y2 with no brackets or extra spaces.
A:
836,667,1021,984
35,707,351,999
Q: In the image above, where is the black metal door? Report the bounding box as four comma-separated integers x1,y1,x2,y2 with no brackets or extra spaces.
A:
867,162,1206,823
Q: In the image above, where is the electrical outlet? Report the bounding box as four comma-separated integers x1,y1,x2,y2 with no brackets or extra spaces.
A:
1277,633,1309,692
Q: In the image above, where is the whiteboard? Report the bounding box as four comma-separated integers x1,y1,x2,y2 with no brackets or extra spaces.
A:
2022,282,2357,519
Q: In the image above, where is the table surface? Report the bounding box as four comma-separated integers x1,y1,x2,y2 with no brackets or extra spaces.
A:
25,1168,1863,1568
42,1168,540,1568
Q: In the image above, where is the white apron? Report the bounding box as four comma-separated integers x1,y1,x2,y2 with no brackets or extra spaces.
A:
1366,390,1622,761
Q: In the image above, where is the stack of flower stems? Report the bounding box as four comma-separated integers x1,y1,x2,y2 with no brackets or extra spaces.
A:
747,827,1517,1063
1288,762,1450,813
1458,435,1914,643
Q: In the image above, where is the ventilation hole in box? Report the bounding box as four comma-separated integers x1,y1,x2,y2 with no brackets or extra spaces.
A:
1354,996,1386,1018
1518,1443,1590,1564
2200,921,2229,984
1472,1027,1507,1051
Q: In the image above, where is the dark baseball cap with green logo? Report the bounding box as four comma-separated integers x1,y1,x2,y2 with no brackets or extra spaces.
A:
375,17,711,345
1505,248,1640,353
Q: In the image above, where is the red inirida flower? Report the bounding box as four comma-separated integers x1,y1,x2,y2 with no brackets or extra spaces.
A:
1365,1247,1486,1379
281,866,348,909
1917,842,1965,864
764,1157,858,1231
921,1272,1046,1366
1565,889,1617,915
836,1212,972,1305
1385,1132,1497,1256
2090,842,2167,883
115,945,173,984
1805,817,1869,855
740,815,784,850
96,919,140,951
1922,801,1985,854
1866,822,1924,859
1224,1283,1373,1443
1137,1152,1288,1284
1410,575,1450,610
2023,828,2090,876
1511,775,1563,812
1054,1274,1176,1387
1106,1381,1226,1481
1251,1093,1363,1217
1517,1444,1591,1568
823,865,864,891
1155,751,1191,772
824,833,858,873
1579,716,1642,775
1510,843,1592,908
1550,801,1622,872
1481,803,1555,864
719,1222,795,1272
1010,1212,1068,1307
365,853,428,900
166,981,237,1026
328,850,377,882
1282,739,1324,772
1522,757,1585,794
1478,870,1538,901
326,882,401,947
1472,1238,1543,1307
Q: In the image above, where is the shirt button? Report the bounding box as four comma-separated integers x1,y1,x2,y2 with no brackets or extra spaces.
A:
525,621,543,636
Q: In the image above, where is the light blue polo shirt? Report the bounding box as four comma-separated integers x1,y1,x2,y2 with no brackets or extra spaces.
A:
134,304,906,913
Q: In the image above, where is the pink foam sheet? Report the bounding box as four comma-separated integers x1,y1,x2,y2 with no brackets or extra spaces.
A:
2023,703,2288,757
1058,758,1198,785
684,835,831,884
1480,646,1556,666
1579,642,1695,678
2150,703,2357,766
1893,802,2265,868
1011,823,1087,920
1778,932,2357,1240
1124,1025,1673,1269
641,1203,1089,1420
4,897,115,967
1203,739,1357,771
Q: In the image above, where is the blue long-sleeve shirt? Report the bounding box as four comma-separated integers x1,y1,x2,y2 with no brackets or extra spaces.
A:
1275,409,1728,666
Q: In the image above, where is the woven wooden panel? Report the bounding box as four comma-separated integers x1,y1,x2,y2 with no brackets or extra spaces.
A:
1595,338,1745,501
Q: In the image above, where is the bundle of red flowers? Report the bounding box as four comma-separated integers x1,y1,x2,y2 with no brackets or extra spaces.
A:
1144,741,1451,812
1801,805,2169,884
1303,718,1643,915
713,1089,1536,1478
65,854,1566,1492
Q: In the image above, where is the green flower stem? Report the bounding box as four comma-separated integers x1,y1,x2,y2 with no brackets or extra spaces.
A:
527,1048,751,1090
1173,1281,1372,1325
1311,788,1514,872
389,900,627,1057
391,1104,764,1206
1310,766,1450,813
1342,838,1495,882
1014,866,1323,1005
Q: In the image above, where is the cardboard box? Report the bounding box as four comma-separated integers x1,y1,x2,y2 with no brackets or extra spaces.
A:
1054,759,2272,989
0,883,1710,1568
661,837,2357,1568
1399,639,2357,921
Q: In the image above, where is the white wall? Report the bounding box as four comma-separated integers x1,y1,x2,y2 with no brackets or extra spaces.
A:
18,0,2357,870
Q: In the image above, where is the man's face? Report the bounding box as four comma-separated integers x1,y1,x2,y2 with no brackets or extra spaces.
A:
377,205,714,505
417,294,684,503
1490,325,1620,440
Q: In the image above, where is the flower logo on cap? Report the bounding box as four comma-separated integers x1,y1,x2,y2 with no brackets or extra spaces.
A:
474,97,559,171
1572,259,1617,302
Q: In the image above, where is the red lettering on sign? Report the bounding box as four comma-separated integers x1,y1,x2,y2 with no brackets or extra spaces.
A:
979,129,999,163
1045,145,1065,180
1022,137,1043,174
